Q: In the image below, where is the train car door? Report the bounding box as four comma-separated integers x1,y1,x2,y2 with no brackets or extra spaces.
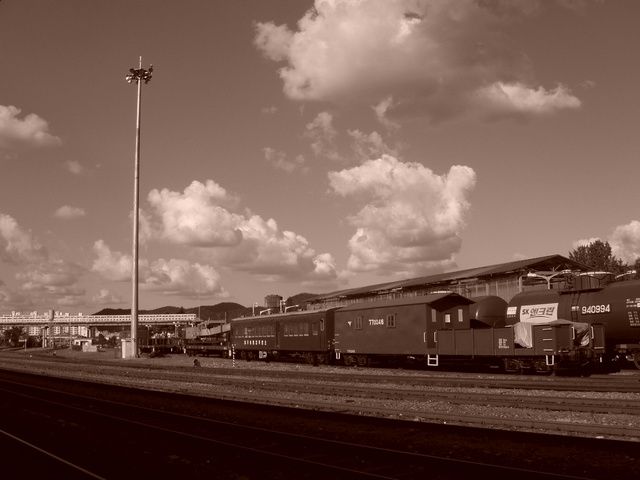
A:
318,315,325,350
424,306,437,351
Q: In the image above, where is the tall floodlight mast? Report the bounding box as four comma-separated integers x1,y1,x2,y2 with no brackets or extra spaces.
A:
125,58,153,358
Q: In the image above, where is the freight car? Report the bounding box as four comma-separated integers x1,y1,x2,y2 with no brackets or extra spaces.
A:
334,293,601,374
334,292,474,367
508,272,640,368
183,322,229,357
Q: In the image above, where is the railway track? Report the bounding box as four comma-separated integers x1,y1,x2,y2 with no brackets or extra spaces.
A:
3,351,640,392
2,370,613,480
173,376,640,416
1,353,639,442
1,355,637,396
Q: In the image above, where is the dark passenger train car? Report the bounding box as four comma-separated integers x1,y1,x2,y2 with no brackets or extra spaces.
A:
334,293,474,366
231,308,336,363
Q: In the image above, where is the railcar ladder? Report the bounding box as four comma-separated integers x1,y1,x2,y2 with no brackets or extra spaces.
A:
427,354,439,367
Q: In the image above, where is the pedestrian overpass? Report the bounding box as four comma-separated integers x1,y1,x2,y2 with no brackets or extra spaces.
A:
0,312,198,327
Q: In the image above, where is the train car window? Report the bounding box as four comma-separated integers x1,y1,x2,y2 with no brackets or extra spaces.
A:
444,313,451,324
458,308,464,323
355,316,363,330
386,314,396,328
431,308,437,323
312,322,319,336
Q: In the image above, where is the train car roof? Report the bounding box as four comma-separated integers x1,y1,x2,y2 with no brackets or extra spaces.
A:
335,292,474,312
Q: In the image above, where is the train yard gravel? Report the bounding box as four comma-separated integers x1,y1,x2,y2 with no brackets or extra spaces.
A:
2,347,640,442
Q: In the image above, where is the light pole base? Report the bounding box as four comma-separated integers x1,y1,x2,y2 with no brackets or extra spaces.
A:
121,339,137,359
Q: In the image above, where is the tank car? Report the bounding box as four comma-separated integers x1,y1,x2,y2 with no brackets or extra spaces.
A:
469,295,508,328
508,273,640,368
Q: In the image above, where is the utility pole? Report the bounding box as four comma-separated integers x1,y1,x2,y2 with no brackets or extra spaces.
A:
125,58,153,358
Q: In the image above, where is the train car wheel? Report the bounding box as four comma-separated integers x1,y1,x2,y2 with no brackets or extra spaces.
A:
503,358,522,374
533,360,553,375
633,352,640,370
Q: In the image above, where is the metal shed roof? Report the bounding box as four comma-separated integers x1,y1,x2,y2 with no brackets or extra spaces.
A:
312,254,588,302
335,292,474,312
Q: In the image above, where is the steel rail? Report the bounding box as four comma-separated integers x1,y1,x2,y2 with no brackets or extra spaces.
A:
2,353,639,394
0,428,106,479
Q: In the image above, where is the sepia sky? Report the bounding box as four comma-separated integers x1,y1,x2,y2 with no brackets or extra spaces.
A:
1,0,639,313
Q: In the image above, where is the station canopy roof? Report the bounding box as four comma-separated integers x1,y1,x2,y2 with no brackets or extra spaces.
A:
311,254,589,303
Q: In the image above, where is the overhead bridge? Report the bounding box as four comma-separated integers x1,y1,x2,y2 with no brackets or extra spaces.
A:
0,313,198,327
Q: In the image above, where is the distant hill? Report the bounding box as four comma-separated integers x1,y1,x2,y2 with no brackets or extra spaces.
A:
286,293,318,307
93,302,250,320
93,296,319,319
184,303,252,321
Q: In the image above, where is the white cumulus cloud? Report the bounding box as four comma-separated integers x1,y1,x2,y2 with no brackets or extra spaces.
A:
0,281,32,310
348,129,399,163
475,82,581,117
17,258,86,309
610,221,640,264
91,240,134,282
305,111,341,161
0,213,48,264
225,215,338,284
263,147,308,174
92,289,124,305
0,105,62,149
141,258,228,298
54,205,86,220
146,180,339,284
572,237,601,250
0,213,87,307
255,0,581,122
148,180,243,247
64,160,84,175
91,239,229,299
329,155,476,276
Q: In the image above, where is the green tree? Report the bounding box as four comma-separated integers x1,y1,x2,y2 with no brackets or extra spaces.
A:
2,326,24,347
632,258,640,280
569,240,626,275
